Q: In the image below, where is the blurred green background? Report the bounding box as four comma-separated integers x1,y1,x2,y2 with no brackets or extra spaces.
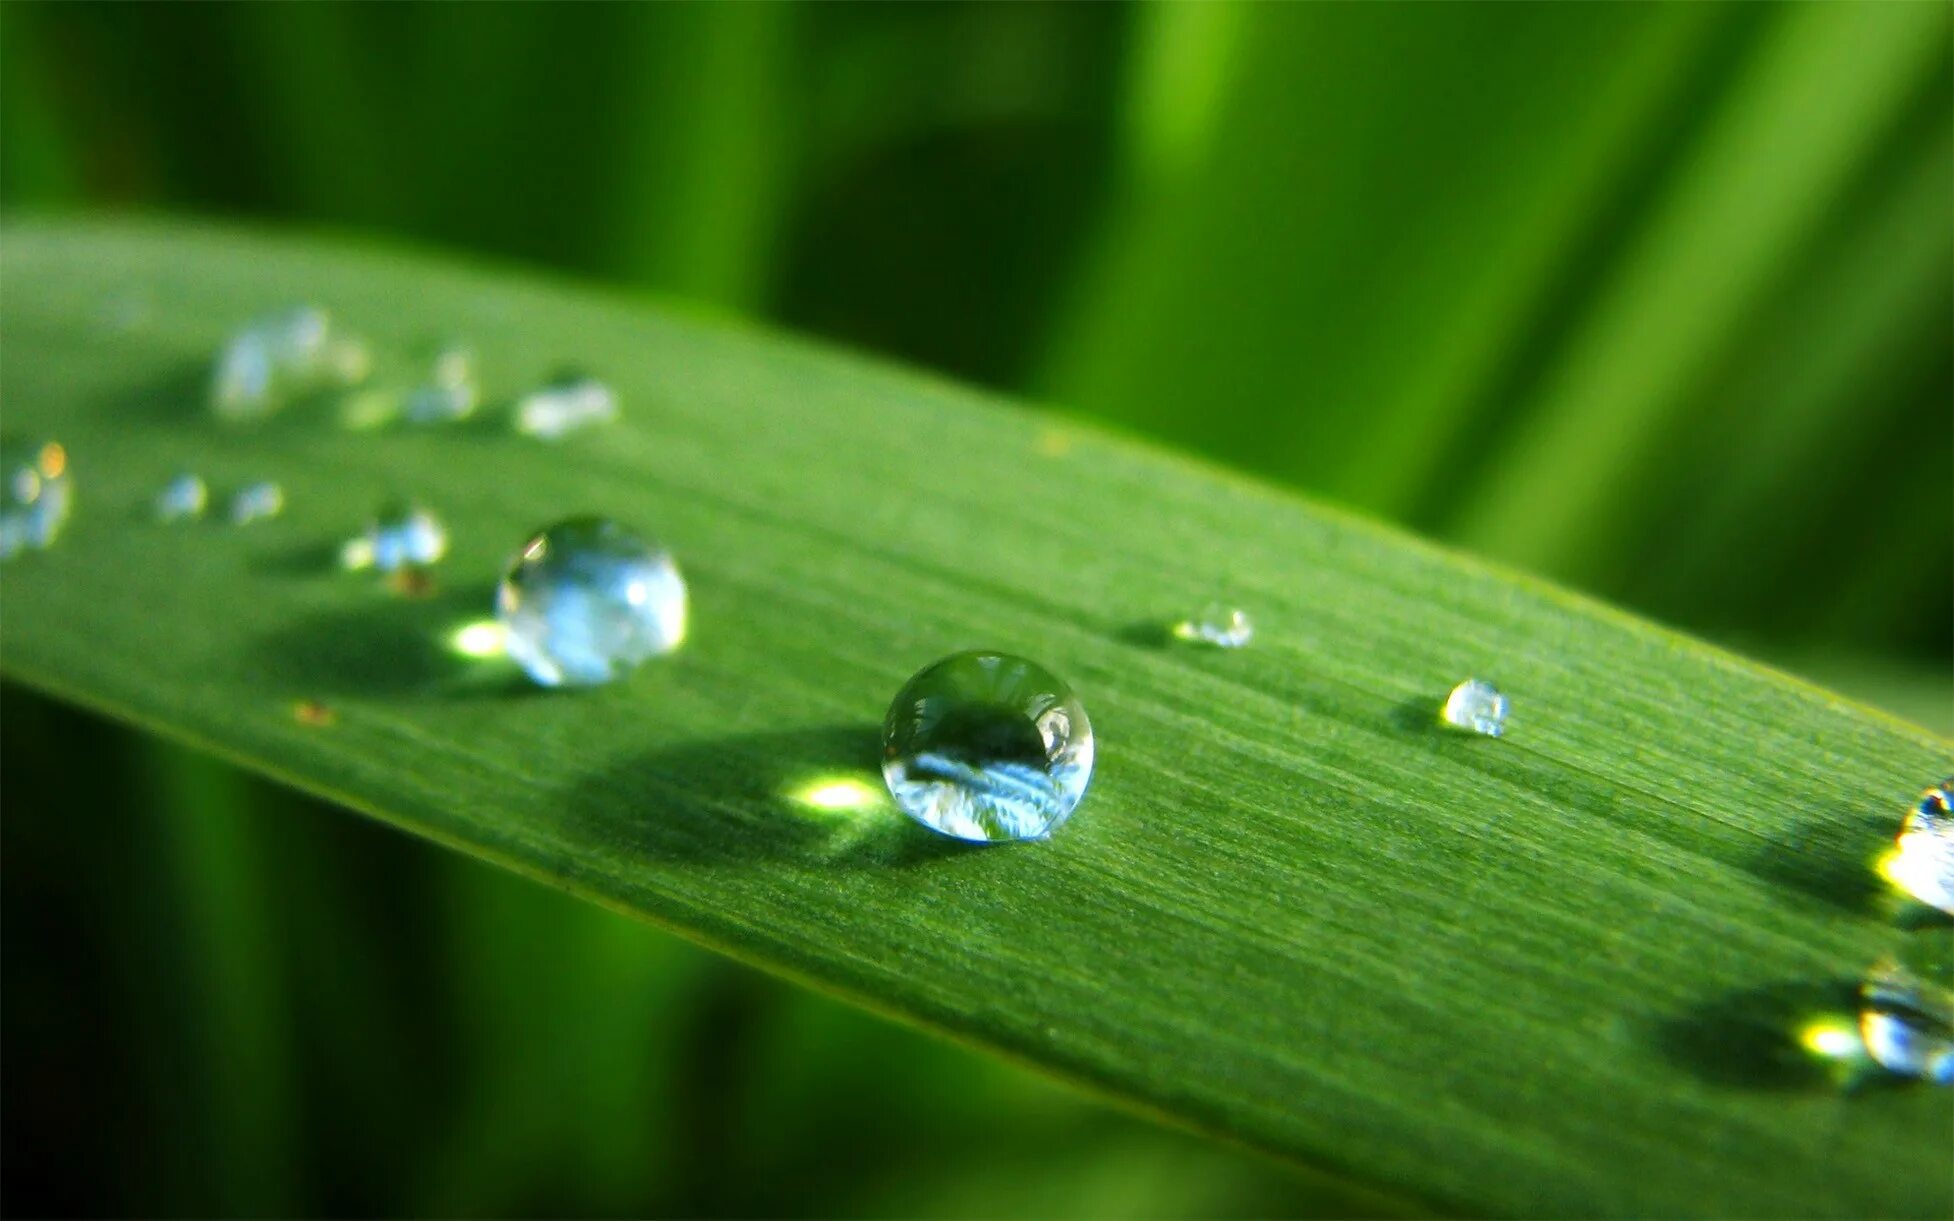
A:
2,2,1948,1216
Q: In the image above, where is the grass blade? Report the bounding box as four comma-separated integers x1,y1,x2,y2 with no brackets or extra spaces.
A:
1,218,1947,1217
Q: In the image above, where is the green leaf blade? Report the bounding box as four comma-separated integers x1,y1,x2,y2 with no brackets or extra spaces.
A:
2,218,1946,1218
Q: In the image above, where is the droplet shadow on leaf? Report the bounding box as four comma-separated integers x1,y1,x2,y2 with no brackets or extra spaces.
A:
112,361,207,432
1746,807,1896,916
559,724,977,869
1653,979,1867,1092
114,359,366,439
246,539,348,578
1114,619,1175,649
248,580,530,700
1388,695,1445,735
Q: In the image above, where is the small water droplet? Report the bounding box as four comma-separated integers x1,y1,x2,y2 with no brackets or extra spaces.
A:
1888,778,1954,915
881,651,1094,843
341,501,448,573
515,372,619,439
0,439,72,560
1441,678,1508,737
496,517,687,687
1860,930,1953,1084
1171,603,1253,648
402,343,480,424
228,481,285,525
211,306,364,421
152,473,208,523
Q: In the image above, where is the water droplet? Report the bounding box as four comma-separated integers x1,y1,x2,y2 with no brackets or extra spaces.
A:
1441,678,1508,737
402,343,480,424
1171,603,1253,648
881,651,1094,842
1888,778,1954,915
152,473,208,523
211,306,363,421
515,372,619,439
228,481,285,525
341,501,448,573
1860,930,1953,1084
0,439,72,560
495,517,687,687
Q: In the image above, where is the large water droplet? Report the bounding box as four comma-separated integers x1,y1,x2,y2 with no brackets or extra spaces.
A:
515,372,619,439
0,439,71,560
402,343,480,424
1860,930,1953,1085
211,306,365,421
341,501,448,573
496,517,687,687
153,473,208,523
1889,778,1954,915
882,651,1094,842
1171,603,1253,648
228,481,285,525
1441,678,1508,737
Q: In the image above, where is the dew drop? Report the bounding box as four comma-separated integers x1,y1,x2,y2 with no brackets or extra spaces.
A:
1889,778,1954,915
152,473,208,523
341,501,448,573
1171,603,1253,648
515,372,619,439
495,517,687,687
1860,930,1953,1085
228,481,285,525
211,306,365,421
881,651,1094,843
402,343,480,424
1441,678,1508,737
0,439,72,560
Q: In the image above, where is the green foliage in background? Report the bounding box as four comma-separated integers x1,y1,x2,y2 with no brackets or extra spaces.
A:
2,4,1948,1217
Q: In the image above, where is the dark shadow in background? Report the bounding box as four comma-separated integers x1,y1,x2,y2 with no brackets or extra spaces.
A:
559,725,975,870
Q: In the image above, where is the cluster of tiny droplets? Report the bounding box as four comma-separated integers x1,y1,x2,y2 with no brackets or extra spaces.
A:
516,373,619,440
403,344,480,424
1171,603,1253,649
227,480,286,525
211,306,369,421
0,440,72,561
163,311,630,596
341,502,449,573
